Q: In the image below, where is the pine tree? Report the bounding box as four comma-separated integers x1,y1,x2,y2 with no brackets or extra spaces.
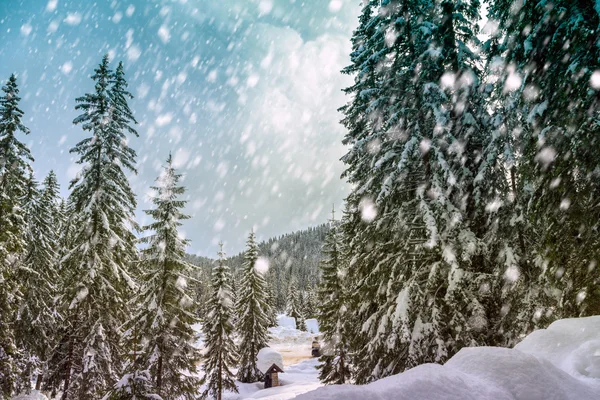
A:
236,230,271,383
60,55,139,399
200,243,238,400
317,209,350,384
104,370,160,400
302,289,318,320
266,278,278,328
487,0,600,326
16,170,62,391
285,278,305,331
339,0,498,382
0,73,32,398
104,303,159,400
131,155,200,400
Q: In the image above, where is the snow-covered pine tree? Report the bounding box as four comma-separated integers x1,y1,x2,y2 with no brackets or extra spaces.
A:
60,55,139,399
236,230,271,383
481,0,549,345
285,277,305,331
16,170,62,391
420,0,501,355
487,0,600,322
131,154,200,400
316,209,350,385
104,370,160,400
0,73,32,398
104,298,159,400
200,243,238,400
339,0,498,383
43,198,78,398
266,278,278,328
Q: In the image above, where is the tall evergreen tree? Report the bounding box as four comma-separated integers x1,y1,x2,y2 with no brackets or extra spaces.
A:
339,0,497,382
16,170,62,391
285,277,305,331
60,55,139,399
266,278,278,328
200,243,238,400
130,155,200,400
487,0,600,328
0,73,32,398
236,230,271,383
317,209,351,385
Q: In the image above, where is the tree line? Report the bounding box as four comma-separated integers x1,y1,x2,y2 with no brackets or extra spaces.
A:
0,56,281,400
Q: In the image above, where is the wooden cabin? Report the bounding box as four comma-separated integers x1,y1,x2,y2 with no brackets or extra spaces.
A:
263,363,284,388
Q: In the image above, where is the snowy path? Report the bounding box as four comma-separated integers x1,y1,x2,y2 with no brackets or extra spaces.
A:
198,315,323,399
231,358,322,400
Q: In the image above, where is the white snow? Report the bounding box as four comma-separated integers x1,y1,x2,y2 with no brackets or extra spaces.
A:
46,0,58,12
359,198,377,223
194,316,600,400
296,316,600,400
304,319,319,334
515,316,600,384
255,257,270,275
64,12,82,26
257,347,284,374
158,25,170,43
277,315,297,330
590,70,600,89
12,391,48,400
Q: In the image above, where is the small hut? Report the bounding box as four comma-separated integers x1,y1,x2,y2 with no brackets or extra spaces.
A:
257,347,285,389
263,363,284,388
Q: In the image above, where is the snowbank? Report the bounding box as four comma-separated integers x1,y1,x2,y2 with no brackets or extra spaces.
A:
11,391,48,400
515,316,600,386
257,347,285,374
278,315,297,330
304,319,319,334
297,316,600,400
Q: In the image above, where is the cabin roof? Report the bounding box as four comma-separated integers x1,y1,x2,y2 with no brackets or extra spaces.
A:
265,363,284,374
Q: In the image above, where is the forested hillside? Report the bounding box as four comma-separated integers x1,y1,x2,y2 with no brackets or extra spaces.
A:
188,224,329,316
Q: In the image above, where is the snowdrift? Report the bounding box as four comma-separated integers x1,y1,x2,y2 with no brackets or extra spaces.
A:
305,318,319,334
297,316,600,400
258,347,285,374
11,391,48,400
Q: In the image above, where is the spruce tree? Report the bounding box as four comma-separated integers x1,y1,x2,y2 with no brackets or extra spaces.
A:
60,55,139,399
286,278,305,331
236,230,271,383
16,170,62,391
0,73,32,398
266,278,278,328
317,210,350,384
104,370,159,400
339,0,498,382
487,0,600,326
131,155,200,400
200,243,238,400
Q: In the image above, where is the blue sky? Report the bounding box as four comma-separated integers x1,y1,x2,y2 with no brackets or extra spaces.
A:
0,0,358,256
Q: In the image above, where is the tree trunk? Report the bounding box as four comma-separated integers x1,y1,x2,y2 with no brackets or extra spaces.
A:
157,354,163,394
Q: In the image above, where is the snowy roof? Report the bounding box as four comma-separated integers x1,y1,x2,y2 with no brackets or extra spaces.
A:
257,347,284,374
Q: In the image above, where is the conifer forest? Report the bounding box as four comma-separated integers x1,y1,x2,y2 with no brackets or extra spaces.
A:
1,0,600,399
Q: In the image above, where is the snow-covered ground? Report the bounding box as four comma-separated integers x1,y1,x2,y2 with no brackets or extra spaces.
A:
200,314,323,399
19,316,600,399
296,316,600,400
